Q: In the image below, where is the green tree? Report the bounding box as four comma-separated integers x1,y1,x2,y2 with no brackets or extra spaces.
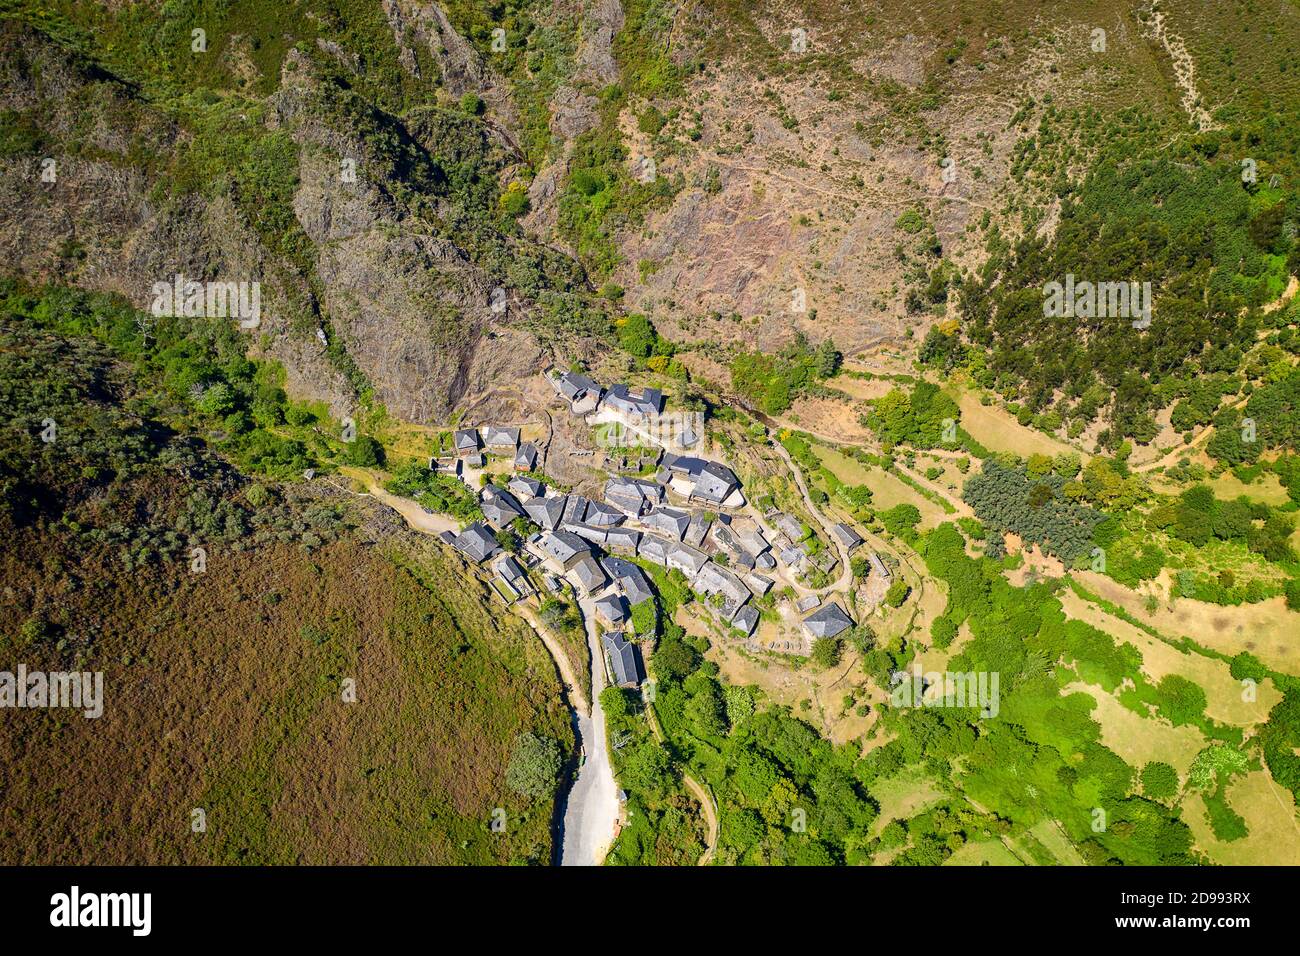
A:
1141,762,1179,801
811,637,841,669
346,435,385,467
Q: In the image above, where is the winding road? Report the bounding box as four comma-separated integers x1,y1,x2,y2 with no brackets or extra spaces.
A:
768,440,854,596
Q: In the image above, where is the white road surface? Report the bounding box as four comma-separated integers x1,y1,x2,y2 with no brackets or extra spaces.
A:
558,596,621,866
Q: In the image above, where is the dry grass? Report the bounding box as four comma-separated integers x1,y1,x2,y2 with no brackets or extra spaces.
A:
0,523,571,865
1073,570,1300,675
1063,681,1207,776
1182,770,1300,866
1058,589,1282,727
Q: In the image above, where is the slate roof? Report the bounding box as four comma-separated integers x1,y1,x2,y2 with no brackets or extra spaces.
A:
482,426,519,449
605,383,665,417
453,428,480,453
803,602,853,639
562,495,590,527
732,605,760,637
480,486,525,528
604,527,641,555
601,556,654,605
583,500,625,527
637,534,673,567
523,495,565,530
570,555,608,593
640,506,691,540
869,552,893,579
553,371,602,403
775,514,805,541
832,522,864,552
665,541,709,577
694,562,750,619
508,475,545,500
496,554,528,584
602,631,643,687
566,523,609,545
514,442,539,471
664,454,741,505
684,512,712,547
450,522,500,563
539,529,590,565
604,477,665,516
594,593,630,625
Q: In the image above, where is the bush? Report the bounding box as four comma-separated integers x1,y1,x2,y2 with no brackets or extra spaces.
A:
1141,762,1179,801
811,637,841,669
345,435,385,467
506,732,564,799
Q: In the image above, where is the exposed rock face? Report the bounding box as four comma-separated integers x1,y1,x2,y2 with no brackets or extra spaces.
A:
524,0,625,238
0,19,554,424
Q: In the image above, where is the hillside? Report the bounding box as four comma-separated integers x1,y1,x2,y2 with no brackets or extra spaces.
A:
0,293,572,864
0,0,1299,872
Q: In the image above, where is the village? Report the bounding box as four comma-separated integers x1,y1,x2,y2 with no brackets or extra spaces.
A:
430,368,898,694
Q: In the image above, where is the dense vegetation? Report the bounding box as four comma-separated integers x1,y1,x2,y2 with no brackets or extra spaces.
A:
730,332,841,414
956,127,1300,451
963,458,1108,565
0,288,572,864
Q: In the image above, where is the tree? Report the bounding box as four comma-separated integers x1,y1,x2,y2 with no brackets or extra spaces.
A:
601,686,633,719
617,313,659,358
346,435,384,467
1141,762,1179,801
621,742,674,797
885,580,911,607
811,637,841,669
506,732,564,799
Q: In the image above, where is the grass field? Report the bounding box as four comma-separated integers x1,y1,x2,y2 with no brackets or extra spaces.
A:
944,839,1024,866
0,524,571,865
868,767,947,837
1063,682,1207,776
1058,589,1281,727
1182,770,1300,866
812,443,948,529
1073,571,1300,675
951,386,1088,462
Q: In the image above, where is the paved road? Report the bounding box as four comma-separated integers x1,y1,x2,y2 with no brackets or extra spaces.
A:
558,596,620,866
338,466,615,864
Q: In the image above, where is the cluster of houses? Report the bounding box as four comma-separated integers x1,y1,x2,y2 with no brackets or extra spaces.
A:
431,397,892,670
548,370,664,418
430,425,539,474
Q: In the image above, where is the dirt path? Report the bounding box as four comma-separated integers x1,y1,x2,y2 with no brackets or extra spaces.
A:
644,703,719,865
1148,2,1218,132
338,466,459,535
517,607,591,716
682,775,719,866
770,441,854,596
893,460,973,519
